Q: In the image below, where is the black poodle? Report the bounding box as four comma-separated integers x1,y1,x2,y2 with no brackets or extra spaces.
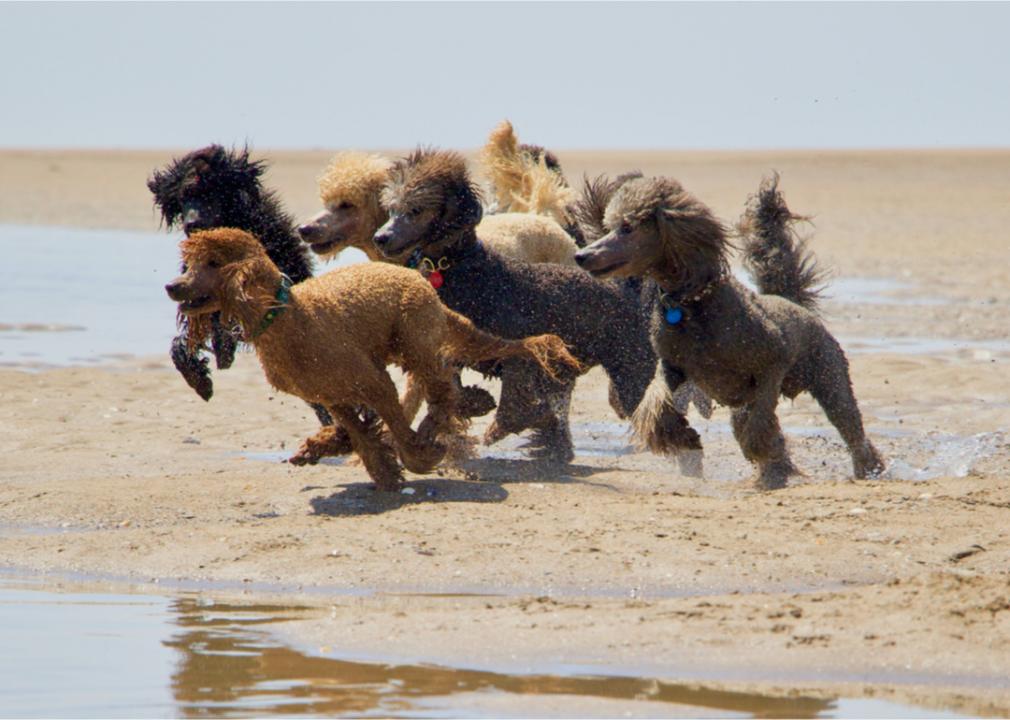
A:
148,145,315,404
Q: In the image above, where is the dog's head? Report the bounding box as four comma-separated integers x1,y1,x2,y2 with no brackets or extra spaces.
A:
166,228,276,347
575,177,728,285
373,148,483,259
298,152,393,258
148,145,267,235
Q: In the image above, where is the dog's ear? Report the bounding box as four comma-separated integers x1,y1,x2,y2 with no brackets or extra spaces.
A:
183,312,214,354
218,257,276,331
442,183,483,232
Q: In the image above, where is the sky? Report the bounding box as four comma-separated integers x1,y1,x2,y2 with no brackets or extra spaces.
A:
1,2,1008,150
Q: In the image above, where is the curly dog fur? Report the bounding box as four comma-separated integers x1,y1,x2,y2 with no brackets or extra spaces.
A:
148,145,316,408
371,148,657,462
479,120,584,246
165,228,578,489
575,174,885,488
299,151,577,266
573,171,714,475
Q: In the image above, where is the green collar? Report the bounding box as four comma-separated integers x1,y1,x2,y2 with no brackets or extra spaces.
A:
249,275,292,340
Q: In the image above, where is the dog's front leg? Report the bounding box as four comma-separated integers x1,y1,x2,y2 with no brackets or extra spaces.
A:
632,360,704,476
730,373,798,490
170,335,213,401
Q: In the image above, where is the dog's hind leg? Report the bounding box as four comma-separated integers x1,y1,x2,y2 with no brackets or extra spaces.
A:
289,424,355,466
805,341,885,479
528,383,575,463
329,404,403,490
360,365,447,476
731,375,798,490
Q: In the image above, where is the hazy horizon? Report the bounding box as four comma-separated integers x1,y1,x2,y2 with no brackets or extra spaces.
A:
2,2,1009,152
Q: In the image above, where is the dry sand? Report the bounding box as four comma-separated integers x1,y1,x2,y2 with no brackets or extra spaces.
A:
1,148,1008,715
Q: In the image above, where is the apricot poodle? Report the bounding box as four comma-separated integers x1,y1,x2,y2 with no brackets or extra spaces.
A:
299,151,578,266
165,228,578,489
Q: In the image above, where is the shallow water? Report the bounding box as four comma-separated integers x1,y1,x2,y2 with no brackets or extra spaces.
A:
0,224,181,367
0,577,969,718
0,228,1001,367
840,335,1010,358
0,224,366,368
736,273,949,307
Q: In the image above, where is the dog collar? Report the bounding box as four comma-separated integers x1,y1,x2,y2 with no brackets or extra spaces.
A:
659,271,726,325
250,275,292,339
407,249,451,289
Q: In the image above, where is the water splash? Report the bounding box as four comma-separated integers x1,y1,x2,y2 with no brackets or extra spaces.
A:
886,431,1004,481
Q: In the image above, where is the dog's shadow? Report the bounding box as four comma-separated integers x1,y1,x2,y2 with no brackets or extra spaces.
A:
309,457,615,517
309,476,507,517
456,456,618,489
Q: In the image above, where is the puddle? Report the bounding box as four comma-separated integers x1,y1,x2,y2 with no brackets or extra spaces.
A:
841,335,1010,357
0,224,366,369
669,420,1003,487
825,277,947,307
485,421,636,461
0,224,181,367
0,576,970,718
735,273,949,307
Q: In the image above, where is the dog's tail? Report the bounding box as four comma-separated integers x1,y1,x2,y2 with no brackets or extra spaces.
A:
572,171,645,244
738,173,828,313
479,120,576,228
440,309,583,380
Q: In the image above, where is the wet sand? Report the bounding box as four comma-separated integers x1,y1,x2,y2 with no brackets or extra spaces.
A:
1,148,1008,715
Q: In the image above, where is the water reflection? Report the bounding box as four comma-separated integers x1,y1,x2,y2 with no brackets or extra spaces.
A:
165,597,834,718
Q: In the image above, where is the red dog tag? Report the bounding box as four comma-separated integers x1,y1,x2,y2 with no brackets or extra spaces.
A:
428,270,444,289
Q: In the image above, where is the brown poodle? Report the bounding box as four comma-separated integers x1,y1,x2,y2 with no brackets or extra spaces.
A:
574,175,885,488
371,149,658,462
299,151,578,266
165,228,579,489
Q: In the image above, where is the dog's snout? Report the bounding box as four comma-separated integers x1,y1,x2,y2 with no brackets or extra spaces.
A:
165,280,184,299
373,231,390,248
182,209,203,234
573,250,589,267
297,223,317,241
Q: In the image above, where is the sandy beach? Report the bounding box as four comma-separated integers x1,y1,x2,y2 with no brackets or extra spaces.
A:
1,148,1008,715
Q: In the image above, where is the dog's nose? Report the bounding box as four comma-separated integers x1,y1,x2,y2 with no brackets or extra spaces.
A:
373,231,390,248
165,281,183,299
573,250,589,267
182,209,203,235
297,223,317,241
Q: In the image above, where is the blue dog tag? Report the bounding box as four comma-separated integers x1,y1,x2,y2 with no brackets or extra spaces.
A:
665,306,684,325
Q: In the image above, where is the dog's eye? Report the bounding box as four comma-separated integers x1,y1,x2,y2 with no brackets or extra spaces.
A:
410,207,423,217
208,260,221,269
338,201,354,210
619,223,633,235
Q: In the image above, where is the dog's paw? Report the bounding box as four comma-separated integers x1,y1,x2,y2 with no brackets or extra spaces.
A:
754,458,799,490
854,443,887,479
676,448,705,478
171,340,214,401
483,421,509,446
459,385,497,418
289,427,354,465
640,414,702,456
